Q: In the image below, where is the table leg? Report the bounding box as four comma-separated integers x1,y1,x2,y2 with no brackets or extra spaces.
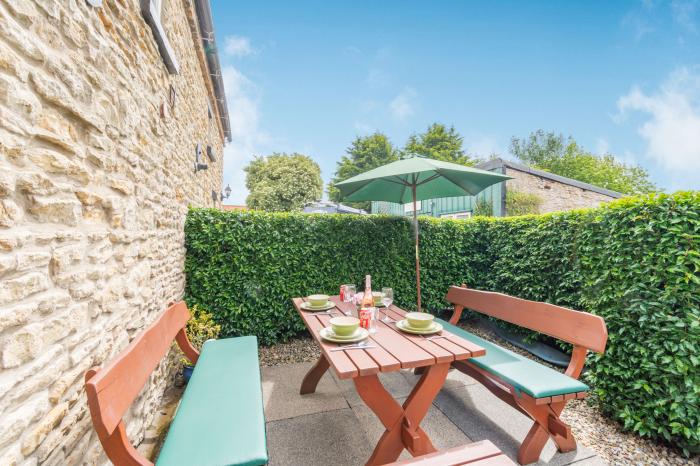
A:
300,355,330,395
353,362,450,466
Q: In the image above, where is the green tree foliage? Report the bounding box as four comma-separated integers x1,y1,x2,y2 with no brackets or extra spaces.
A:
328,132,399,210
505,190,543,216
510,130,656,195
244,153,322,212
404,123,478,165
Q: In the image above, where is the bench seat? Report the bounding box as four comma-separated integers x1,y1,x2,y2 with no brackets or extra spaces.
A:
156,336,268,466
436,318,588,398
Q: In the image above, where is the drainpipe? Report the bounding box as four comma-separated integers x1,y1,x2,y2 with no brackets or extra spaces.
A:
193,0,232,142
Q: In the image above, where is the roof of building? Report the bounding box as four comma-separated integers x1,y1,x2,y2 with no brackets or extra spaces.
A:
303,201,368,215
221,204,248,211
477,158,623,199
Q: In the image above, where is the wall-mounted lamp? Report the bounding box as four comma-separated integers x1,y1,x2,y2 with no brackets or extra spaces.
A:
211,185,232,202
194,143,208,172
221,184,232,201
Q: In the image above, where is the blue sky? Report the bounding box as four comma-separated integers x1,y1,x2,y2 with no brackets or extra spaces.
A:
211,0,700,204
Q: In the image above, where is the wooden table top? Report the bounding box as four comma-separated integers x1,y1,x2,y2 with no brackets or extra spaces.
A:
293,295,485,380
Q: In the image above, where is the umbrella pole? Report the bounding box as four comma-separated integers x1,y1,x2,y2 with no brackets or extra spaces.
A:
412,185,421,311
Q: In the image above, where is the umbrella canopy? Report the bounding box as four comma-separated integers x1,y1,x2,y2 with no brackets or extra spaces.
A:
336,155,511,310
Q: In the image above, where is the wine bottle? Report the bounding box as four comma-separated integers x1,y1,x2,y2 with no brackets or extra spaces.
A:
362,274,373,308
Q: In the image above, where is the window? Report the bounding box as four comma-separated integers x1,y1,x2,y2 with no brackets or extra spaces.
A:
440,212,472,220
141,0,180,74
404,201,422,213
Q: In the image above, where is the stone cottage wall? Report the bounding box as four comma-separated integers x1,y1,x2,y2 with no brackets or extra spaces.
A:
0,0,226,464
505,167,617,214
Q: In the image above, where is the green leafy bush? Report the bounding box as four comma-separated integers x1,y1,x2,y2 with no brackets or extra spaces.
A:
505,190,543,216
185,192,699,453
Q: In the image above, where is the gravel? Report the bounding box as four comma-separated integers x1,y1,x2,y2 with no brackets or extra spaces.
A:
260,322,698,465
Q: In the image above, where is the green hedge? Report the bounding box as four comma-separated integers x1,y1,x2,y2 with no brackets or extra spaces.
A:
185,192,699,453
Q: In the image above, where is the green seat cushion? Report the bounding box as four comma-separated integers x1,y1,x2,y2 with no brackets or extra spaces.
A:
157,336,267,466
437,318,588,398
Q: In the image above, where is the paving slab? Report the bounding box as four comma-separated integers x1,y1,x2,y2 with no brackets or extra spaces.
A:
332,370,416,407
401,366,480,389
262,362,348,421
433,384,602,465
351,396,471,462
266,409,372,466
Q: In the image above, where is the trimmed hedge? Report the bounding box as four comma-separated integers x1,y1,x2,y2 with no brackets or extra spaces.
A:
185,192,699,453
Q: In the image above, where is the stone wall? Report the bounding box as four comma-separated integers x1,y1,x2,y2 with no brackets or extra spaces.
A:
0,0,226,464
505,167,618,214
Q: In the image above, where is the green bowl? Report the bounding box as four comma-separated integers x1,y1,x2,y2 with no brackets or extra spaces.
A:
330,316,359,336
405,312,434,329
308,294,330,307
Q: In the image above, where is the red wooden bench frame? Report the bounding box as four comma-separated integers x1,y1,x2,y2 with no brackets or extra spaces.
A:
385,440,515,465
84,302,199,466
444,285,607,465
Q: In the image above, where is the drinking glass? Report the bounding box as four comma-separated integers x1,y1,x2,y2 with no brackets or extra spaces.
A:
381,288,393,322
344,284,356,316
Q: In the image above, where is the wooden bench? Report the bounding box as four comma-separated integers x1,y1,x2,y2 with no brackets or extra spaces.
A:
436,285,607,465
85,301,268,466
386,440,515,465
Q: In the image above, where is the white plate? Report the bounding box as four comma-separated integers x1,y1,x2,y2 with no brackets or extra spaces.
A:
300,301,336,312
320,327,369,343
396,319,443,335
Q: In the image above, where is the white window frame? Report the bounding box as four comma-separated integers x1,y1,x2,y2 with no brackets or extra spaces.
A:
141,0,180,74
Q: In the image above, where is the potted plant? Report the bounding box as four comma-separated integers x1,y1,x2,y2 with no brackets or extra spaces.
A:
180,304,221,382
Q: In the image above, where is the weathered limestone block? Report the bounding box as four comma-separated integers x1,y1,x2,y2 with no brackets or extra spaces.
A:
0,170,15,197
2,323,43,368
29,196,82,225
16,250,51,271
16,171,59,196
0,271,49,306
109,175,134,195
0,301,33,332
33,109,79,154
25,147,91,184
20,402,69,456
0,199,22,227
0,395,50,450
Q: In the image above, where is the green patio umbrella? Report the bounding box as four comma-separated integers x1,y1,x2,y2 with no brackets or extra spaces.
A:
335,155,511,311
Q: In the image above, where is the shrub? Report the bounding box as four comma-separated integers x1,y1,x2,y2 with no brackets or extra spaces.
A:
185,192,699,453
505,190,543,216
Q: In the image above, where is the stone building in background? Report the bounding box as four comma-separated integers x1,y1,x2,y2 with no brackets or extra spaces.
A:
372,158,622,218
0,0,229,463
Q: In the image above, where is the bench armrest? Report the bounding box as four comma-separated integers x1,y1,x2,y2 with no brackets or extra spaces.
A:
176,328,200,364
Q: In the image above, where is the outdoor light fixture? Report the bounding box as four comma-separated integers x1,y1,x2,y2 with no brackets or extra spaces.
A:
194,143,208,172
221,184,232,201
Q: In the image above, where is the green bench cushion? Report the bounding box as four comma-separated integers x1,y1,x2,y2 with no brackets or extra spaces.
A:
156,336,268,466
437,318,588,399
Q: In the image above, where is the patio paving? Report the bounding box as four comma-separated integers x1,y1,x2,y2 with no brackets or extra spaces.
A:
263,362,606,466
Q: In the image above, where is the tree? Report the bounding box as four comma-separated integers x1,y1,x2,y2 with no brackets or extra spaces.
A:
510,130,656,195
403,123,479,166
245,153,322,211
328,132,399,210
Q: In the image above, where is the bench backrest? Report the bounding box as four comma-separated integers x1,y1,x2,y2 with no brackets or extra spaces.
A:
445,286,607,353
85,301,191,439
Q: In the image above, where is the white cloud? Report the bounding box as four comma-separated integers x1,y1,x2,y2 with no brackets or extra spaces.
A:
224,35,254,57
465,135,502,159
596,138,610,155
221,65,272,204
617,66,700,177
671,0,699,33
389,87,417,121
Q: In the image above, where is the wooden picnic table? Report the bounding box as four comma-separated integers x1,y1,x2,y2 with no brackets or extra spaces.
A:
292,295,486,466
